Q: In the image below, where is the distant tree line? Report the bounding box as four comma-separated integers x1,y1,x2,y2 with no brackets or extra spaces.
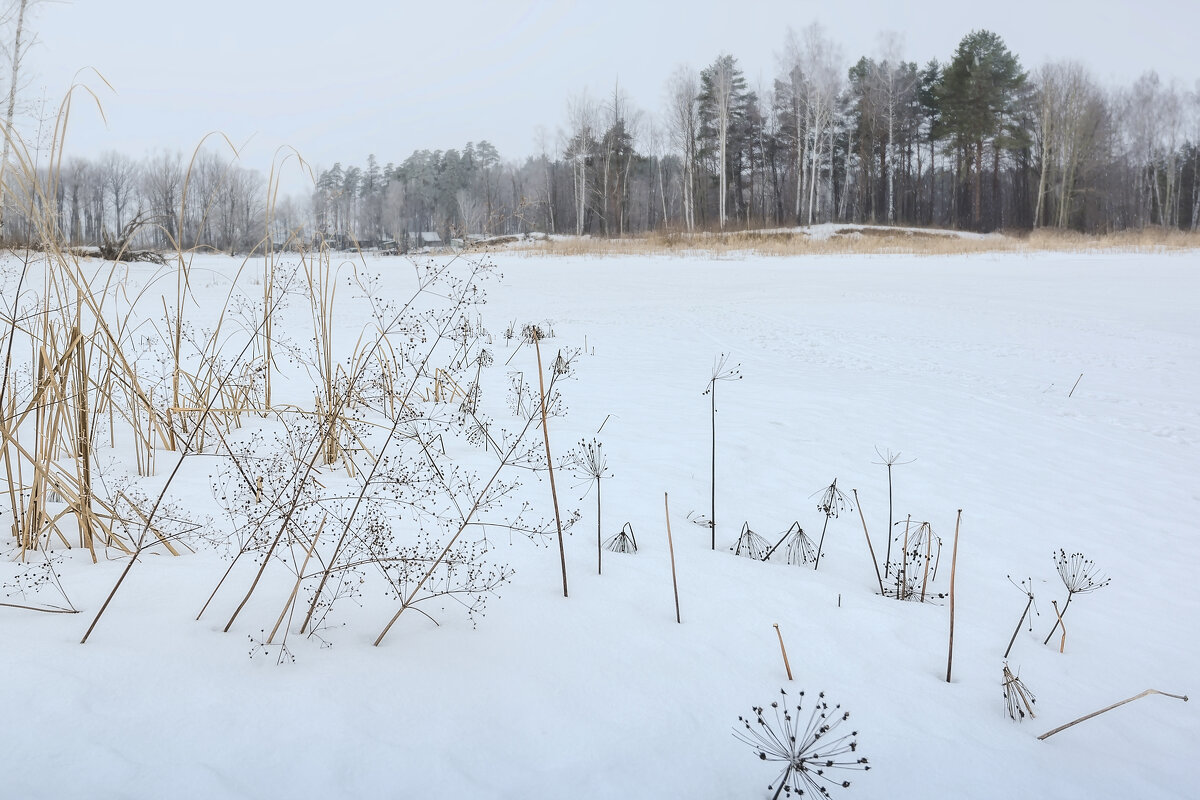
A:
7,26,1200,249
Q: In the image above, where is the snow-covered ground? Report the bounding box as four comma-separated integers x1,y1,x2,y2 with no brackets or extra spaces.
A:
2,249,1197,799
753,222,1000,240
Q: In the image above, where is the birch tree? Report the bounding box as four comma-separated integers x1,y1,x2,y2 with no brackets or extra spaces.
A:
873,32,917,224
565,92,598,235
781,24,842,225
699,55,739,228
666,66,700,230
1034,62,1106,229
1191,81,1200,231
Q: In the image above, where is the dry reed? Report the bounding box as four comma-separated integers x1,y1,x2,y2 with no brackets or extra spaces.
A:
505,225,1200,259
945,509,962,683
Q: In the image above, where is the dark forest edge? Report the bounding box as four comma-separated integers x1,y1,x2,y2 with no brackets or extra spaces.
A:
4,26,1199,255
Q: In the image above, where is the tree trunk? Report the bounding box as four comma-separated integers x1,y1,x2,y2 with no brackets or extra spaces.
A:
992,145,1001,230
929,139,936,225
887,104,895,224
1035,154,1049,229
795,116,805,224
974,139,984,228
719,112,728,229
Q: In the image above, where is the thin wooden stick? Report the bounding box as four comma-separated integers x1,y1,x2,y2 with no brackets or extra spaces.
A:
1068,372,1083,398
1004,593,1034,659
534,333,568,598
0,601,79,614
1043,593,1073,645
267,514,326,644
772,623,793,681
709,382,716,551
665,492,680,624
595,476,602,576
945,509,962,683
1051,600,1066,653
851,489,885,596
1038,690,1188,740
1013,680,1037,719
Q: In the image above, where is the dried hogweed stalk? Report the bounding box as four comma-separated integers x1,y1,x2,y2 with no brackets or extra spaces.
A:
732,522,771,560
703,353,742,550
734,689,869,799
569,438,611,574
1003,576,1037,659
603,522,638,554
1002,663,1037,721
812,479,851,571
764,521,816,565
1043,549,1110,646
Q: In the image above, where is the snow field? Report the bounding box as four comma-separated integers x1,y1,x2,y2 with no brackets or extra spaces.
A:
2,249,1197,798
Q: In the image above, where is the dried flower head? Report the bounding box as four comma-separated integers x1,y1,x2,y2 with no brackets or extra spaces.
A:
604,522,638,554
703,352,742,395
1002,663,1037,722
812,478,851,521
732,522,771,560
1043,549,1110,646
569,438,609,481
1053,550,1110,596
734,689,869,799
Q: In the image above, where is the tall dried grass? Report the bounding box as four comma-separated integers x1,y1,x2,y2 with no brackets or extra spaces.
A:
507,225,1200,258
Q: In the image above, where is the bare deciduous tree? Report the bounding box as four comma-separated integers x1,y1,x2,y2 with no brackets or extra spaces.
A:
666,65,700,231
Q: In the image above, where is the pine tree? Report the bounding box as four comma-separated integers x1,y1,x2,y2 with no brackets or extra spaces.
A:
934,30,1026,230
698,54,754,228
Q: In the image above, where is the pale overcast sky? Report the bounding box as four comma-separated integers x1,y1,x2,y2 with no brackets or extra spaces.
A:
22,0,1200,190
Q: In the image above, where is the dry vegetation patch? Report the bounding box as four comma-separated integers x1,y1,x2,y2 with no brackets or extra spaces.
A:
504,225,1200,258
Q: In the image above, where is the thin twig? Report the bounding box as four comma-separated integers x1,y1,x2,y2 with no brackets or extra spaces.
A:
772,623,793,681
665,492,680,624
945,509,962,683
1038,690,1188,740
534,333,568,598
852,489,885,595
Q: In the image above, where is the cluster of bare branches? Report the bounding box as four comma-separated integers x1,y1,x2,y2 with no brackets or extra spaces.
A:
1,115,579,658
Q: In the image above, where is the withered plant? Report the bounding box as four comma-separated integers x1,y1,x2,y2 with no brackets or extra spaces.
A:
872,448,913,577
0,547,75,614
0,116,258,607
604,522,638,554
812,478,850,570
703,353,741,550
1003,576,1037,659
734,689,869,799
886,518,942,601
569,437,611,574
731,522,770,560
766,522,816,566
183,253,576,653
1002,663,1037,722
532,329,569,598
1043,549,1110,646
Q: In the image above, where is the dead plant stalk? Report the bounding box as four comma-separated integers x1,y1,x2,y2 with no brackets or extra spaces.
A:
1038,690,1188,740
534,333,568,598
665,492,680,624
945,509,962,683
851,488,885,595
773,623,793,680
